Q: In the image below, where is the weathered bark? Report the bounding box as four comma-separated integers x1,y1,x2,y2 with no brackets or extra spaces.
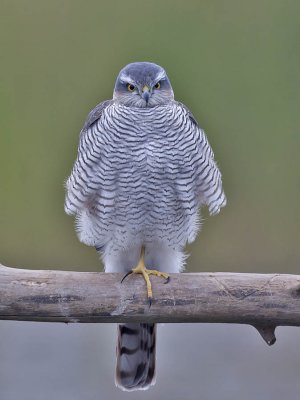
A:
1,264,300,344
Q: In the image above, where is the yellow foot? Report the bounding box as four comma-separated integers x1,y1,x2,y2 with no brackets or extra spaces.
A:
121,246,170,306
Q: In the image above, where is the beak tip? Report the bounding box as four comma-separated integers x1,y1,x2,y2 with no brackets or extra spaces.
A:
142,91,150,103
141,85,150,103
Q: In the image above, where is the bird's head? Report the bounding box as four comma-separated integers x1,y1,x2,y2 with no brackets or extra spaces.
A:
113,62,174,107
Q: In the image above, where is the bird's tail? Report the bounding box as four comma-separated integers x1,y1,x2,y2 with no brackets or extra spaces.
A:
115,323,156,391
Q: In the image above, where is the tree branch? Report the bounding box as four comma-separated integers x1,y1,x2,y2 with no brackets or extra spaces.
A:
1,264,300,345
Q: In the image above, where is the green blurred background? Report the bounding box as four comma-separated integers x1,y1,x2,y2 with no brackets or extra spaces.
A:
1,0,299,274
1,1,300,400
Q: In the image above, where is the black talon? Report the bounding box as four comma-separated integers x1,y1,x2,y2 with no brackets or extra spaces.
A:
148,297,152,307
121,270,133,283
164,276,170,284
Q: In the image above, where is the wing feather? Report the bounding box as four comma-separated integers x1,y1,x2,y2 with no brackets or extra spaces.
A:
64,100,113,215
177,102,226,215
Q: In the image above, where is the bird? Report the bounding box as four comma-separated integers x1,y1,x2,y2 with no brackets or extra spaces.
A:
64,61,226,391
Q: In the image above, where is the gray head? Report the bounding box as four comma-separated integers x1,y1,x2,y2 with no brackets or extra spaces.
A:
113,62,174,107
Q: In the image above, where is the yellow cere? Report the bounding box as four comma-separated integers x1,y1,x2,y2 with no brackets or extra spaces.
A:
142,85,150,92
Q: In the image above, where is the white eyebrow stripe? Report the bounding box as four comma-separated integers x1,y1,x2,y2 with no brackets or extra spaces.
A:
119,70,166,85
119,73,135,84
155,70,166,82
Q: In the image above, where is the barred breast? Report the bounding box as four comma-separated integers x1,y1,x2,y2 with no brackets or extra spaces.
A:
65,101,226,251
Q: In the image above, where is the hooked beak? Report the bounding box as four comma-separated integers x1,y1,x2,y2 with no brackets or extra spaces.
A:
141,85,150,103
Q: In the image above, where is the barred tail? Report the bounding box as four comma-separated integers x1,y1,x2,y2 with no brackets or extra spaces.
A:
115,323,156,391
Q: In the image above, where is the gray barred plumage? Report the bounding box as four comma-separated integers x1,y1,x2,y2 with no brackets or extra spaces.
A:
116,323,156,390
65,62,226,391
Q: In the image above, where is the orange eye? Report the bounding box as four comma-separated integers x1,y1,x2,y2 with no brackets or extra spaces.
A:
154,82,161,89
127,84,135,92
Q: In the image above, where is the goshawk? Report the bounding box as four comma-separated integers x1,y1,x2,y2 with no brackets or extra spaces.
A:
65,61,226,391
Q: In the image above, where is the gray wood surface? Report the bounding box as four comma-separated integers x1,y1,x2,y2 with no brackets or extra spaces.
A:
1,264,300,343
